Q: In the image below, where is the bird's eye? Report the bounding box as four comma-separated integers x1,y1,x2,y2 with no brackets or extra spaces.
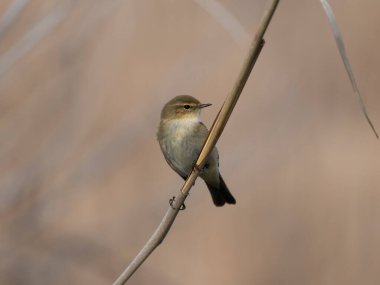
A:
183,104,190,110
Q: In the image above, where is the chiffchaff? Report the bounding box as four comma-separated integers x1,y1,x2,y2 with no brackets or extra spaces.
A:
157,95,236,206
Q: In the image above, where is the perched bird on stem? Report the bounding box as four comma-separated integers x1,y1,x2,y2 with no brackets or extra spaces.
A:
157,95,236,207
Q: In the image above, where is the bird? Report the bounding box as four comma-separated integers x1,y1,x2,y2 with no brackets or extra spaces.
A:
157,95,236,207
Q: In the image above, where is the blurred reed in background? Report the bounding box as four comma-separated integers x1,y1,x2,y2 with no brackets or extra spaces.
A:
0,1,379,284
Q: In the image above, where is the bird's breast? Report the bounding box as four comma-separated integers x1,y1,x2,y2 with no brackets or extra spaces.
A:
159,119,201,174
163,119,198,141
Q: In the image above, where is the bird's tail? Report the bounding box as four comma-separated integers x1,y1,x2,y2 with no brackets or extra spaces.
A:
206,174,236,207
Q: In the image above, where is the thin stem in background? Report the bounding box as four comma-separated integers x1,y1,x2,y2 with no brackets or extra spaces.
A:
320,0,378,138
0,0,30,39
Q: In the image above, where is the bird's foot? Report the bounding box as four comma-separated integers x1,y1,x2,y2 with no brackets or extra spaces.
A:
169,196,186,211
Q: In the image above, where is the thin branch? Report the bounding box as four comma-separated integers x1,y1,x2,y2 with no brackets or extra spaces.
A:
0,0,30,39
112,0,280,284
0,7,66,78
193,0,250,47
320,0,378,138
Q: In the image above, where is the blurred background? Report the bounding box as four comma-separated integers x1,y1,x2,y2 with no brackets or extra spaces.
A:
1,0,379,284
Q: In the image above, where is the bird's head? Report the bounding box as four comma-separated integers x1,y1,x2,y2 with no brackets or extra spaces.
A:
160,95,212,121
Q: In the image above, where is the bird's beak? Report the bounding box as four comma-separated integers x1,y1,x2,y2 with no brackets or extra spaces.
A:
199,103,212,109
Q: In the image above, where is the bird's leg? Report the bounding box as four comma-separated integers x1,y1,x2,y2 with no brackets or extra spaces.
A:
193,162,209,177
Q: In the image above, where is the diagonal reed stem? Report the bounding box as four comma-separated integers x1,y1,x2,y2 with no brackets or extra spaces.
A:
113,1,280,284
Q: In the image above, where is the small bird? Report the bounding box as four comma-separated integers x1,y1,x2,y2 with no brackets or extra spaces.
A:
157,95,236,207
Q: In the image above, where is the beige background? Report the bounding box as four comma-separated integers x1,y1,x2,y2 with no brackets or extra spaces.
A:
1,0,379,284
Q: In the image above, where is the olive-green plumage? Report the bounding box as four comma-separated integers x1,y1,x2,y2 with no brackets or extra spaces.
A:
157,95,236,206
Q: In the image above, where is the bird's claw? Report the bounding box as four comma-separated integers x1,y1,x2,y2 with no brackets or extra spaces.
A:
169,196,186,211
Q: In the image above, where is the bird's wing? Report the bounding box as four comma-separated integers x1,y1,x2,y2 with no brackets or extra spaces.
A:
198,122,210,137
195,122,219,159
